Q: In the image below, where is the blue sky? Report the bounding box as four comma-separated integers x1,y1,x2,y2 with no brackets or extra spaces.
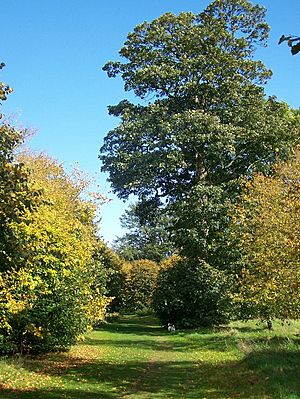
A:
1,0,299,244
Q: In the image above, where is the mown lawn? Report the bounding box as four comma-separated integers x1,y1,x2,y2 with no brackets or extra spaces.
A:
0,315,299,398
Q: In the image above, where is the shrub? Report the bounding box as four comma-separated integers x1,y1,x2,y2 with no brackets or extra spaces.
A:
121,259,160,312
0,153,109,354
153,257,231,328
94,242,126,312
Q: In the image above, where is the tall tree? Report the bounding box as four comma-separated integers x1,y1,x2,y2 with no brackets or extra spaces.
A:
100,0,297,259
100,0,299,325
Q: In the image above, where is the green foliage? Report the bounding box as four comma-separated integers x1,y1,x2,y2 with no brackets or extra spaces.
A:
101,1,296,204
121,259,160,311
100,0,299,327
113,203,173,263
170,184,234,268
93,241,126,312
231,148,300,322
153,257,231,328
100,0,297,261
0,116,44,354
1,278,90,354
0,66,41,272
0,127,41,273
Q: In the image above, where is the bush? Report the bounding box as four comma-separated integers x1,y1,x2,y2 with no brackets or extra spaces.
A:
0,154,109,354
94,242,126,312
153,257,232,328
121,259,160,312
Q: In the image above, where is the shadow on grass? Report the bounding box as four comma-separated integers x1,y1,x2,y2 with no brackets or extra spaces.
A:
245,347,300,395
252,335,300,348
96,315,164,337
86,317,300,355
2,346,299,399
1,316,299,398
0,387,114,399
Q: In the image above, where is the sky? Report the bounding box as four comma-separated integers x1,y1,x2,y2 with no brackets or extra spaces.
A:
1,0,299,244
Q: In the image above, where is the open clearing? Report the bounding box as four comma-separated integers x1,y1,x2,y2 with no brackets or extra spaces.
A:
0,315,299,398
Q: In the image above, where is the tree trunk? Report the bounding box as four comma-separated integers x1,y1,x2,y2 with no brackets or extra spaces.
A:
195,152,207,182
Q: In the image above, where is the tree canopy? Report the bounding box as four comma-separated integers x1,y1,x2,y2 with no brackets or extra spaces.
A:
101,0,297,204
100,0,298,257
113,203,173,262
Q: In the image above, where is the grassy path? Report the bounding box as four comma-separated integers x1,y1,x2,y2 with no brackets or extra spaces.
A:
0,315,299,398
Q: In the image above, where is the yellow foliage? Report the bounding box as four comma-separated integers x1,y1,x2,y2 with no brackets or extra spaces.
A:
121,259,161,310
26,324,43,338
0,268,39,332
233,148,300,320
0,152,109,352
16,153,97,278
160,254,182,270
85,296,113,325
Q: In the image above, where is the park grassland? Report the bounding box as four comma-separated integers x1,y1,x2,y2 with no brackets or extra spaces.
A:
0,315,299,399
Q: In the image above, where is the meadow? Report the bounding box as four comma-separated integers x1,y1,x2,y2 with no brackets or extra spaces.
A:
0,315,299,399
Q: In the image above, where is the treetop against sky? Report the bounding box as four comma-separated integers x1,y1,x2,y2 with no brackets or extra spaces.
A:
1,0,299,243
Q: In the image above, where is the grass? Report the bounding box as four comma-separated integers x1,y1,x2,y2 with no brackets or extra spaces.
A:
0,315,299,398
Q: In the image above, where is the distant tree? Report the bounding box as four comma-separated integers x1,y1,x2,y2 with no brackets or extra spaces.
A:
93,240,126,312
113,203,173,263
279,35,300,55
153,256,232,328
231,148,300,328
